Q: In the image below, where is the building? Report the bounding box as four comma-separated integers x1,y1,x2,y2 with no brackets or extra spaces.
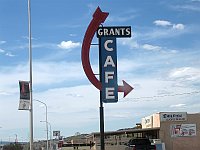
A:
142,112,200,150
60,112,200,150
85,112,200,150
86,127,160,150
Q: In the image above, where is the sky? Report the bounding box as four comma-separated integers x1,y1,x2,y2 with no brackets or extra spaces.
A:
0,0,200,142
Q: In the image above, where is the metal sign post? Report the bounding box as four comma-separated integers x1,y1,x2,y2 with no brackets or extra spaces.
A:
27,0,34,149
81,7,133,150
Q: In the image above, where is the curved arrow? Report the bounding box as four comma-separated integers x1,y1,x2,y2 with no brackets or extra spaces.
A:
81,7,133,97
81,7,108,90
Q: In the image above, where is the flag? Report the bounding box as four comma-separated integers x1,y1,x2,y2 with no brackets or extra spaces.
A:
18,81,30,110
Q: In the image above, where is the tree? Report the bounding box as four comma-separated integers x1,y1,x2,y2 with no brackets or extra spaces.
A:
3,143,23,150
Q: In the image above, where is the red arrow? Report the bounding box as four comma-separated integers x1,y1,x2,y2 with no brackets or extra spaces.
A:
118,80,134,97
81,7,133,97
81,6,107,91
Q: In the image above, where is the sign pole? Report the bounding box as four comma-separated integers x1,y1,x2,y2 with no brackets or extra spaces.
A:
99,38,105,150
28,0,34,149
99,97,105,150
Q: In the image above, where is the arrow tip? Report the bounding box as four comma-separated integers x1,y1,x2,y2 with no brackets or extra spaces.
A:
122,80,134,97
93,6,109,23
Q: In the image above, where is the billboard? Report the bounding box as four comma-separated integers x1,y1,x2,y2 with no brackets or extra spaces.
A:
171,124,196,137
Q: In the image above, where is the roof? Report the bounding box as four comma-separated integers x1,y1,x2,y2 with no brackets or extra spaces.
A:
87,127,160,137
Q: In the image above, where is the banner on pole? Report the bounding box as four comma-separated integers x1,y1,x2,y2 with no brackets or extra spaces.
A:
18,81,30,110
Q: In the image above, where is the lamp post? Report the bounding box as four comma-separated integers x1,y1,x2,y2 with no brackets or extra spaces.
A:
0,126,2,145
40,121,52,150
48,122,52,150
14,134,18,144
34,99,48,150
27,0,33,149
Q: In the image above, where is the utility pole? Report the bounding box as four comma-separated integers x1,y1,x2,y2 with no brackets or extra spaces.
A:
28,0,33,149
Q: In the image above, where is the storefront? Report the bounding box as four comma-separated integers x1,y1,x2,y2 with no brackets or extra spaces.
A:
142,112,200,150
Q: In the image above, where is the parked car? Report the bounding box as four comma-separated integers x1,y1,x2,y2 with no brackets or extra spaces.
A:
125,138,157,150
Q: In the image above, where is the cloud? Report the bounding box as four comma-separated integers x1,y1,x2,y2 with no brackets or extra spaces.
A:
0,41,6,44
154,20,172,27
5,52,15,57
31,61,85,86
58,41,81,50
0,61,86,95
1,62,199,138
0,49,15,57
118,59,143,72
0,90,11,95
21,36,36,40
119,37,178,54
173,24,185,30
141,44,178,54
167,67,200,88
169,67,200,81
0,48,5,53
172,4,200,12
119,37,139,49
153,20,185,30
69,34,77,37
142,44,161,51
170,103,186,108
191,0,200,2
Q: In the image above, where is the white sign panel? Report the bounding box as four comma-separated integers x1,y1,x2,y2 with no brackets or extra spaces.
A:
171,124,196,137
142,115,153,128
160,112,187,122
18,99,30,110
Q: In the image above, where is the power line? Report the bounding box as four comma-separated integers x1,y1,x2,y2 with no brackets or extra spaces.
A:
119,91,200,102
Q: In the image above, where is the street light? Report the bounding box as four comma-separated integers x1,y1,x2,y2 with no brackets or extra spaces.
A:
14,134,18,143
34,99,48,150
40,121,52,150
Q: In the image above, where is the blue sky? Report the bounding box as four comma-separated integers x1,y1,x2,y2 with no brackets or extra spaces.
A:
0,0,200,142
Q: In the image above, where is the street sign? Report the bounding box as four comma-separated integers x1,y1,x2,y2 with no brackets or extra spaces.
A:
97,26,131,38
53,131,60,136
81,7,134,150
81,14,133,99
97,26,133,103
100,37,118,103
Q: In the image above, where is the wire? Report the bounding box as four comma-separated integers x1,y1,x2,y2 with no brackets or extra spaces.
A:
119,91,200,102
